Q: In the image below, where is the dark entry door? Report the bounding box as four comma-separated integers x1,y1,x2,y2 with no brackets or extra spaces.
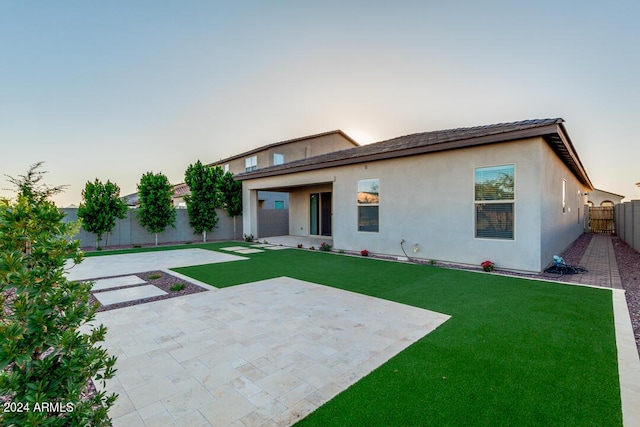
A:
310,193,319,235
320,192,332,236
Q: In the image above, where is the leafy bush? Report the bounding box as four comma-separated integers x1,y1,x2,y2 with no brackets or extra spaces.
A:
184,161,221,243
147,273,162,280
319,242,332,252
361,249,369,257
169,283,186,292
137,171,176,246
243,234,254,242
0,163,117,426
77,179,127,249
481,260,495,272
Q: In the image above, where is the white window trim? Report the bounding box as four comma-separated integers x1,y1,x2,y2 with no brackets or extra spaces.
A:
245,156,257,172
473,164,516,240
357,178,380,233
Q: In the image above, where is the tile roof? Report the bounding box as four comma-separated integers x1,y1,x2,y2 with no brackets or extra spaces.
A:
207,129,359,167
168,129,359,198
172,183,189,197
236,118,593,189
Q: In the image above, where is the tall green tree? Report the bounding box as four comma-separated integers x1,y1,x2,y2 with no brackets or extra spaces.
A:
136,172,176,246
77,179,128,249
218,171,243,240
184,161,223,242
0,163,117,426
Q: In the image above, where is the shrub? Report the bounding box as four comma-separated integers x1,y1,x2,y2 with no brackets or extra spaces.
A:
243,234,254,242
184,161,221,243
309,246,316,251
147,273,162,280
319,242,332,252
481,260,495,272
169,283,186,292
0,163,117,426
137,171,176,246
361,249,369,257
77,179,127,249
297,244,303,249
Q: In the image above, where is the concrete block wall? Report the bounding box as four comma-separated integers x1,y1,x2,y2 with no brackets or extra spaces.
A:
257,209,289,238
615,200,640,252
61,208,243,248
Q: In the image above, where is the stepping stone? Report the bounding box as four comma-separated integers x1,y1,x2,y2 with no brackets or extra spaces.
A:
250,244,273,248
234,248,264,254
92,275,146,291
220,246,249,251
94,285,167,306
263,246,289,250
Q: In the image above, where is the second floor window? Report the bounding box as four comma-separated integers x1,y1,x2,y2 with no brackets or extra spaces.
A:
245,156,257,172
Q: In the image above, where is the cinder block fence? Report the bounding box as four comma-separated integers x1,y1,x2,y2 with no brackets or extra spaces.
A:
614,200,640,252
60,208,243,248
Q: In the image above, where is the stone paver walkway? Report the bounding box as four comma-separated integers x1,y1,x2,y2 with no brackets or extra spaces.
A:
93,277,450,427
94,284,167,306
569,234,622,289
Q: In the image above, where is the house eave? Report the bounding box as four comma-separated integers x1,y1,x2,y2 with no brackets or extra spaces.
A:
236,123,594,189
208,129,359,167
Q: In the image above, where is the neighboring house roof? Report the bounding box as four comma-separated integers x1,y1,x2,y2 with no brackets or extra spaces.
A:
122,192,140,206
170,130,359,198
592,188,625,199
172,183,190,197
207,129,359,167
236,118,594,189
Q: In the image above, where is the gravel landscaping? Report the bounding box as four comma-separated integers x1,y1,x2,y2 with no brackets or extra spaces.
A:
611,236,640,353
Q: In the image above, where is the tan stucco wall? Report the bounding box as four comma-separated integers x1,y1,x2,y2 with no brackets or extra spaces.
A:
242,137,588,272
539,141,590,270
289,184,333,235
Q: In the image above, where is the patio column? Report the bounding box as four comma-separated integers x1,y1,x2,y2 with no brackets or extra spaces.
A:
242,187,259,239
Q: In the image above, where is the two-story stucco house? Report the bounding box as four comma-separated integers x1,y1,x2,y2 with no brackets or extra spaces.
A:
171,130,359,208
236,118,593,273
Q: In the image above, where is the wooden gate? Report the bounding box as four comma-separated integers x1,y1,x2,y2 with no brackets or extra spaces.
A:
589,206,614,233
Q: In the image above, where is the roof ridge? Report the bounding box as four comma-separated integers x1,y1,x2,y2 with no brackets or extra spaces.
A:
236,118,589,184
378,118,563,144
206,129,358,167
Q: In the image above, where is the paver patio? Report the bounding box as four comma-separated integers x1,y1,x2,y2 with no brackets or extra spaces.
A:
92,277,450,426
73,239,639,426
66,248,247,281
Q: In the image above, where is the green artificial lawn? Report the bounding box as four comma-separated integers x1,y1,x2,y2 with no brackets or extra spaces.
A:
89,243,622,425
81,241,235,257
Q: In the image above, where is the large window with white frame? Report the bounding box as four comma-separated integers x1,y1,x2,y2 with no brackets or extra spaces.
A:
245,156,257,172
357,178,379,232
474,165,514,239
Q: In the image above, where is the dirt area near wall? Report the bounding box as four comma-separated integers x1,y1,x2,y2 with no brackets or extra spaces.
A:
611,236,640,354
